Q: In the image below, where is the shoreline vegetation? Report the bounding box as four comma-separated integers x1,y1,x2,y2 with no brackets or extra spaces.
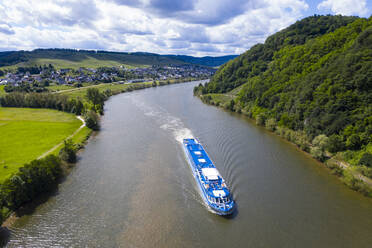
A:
0,77,204,227
195,88,372,198
193,15,372,198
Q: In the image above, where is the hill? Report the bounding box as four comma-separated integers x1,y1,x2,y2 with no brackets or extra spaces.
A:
202,15,359,93
195,15,372,190
0,49,236,69
166,55,238,67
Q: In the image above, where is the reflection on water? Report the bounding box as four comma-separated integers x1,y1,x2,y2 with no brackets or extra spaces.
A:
5,81,372,247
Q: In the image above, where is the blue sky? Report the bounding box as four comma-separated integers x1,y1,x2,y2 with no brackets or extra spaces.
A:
0,0,370,56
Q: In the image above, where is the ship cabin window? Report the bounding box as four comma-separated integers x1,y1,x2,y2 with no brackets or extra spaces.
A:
194,151,202,156
198,158,206,163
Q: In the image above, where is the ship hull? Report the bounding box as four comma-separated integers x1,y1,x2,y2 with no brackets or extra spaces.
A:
183,139,235,215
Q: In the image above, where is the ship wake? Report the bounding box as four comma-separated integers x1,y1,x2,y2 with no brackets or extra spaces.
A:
131,97,194,144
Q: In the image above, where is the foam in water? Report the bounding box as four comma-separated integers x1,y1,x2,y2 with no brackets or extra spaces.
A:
130,96,220,215
131,97,194,144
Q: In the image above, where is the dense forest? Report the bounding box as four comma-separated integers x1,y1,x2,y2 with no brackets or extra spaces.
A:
195,15,372,193
201,15,359,93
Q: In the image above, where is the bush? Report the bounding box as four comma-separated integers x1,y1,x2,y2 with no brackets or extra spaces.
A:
265,118,277,131
59,139,77,163
359,153,372,167
256,114,266,126
310,146,324,161
359,167,372,179
325,160,344,177
227,99,235,111
84,110,100,131
312,134,329,151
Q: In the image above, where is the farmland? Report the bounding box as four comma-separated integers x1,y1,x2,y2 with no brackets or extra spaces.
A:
0,107,87,182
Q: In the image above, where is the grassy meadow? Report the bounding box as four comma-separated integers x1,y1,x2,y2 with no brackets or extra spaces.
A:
0,57,139,70
0,107,85,182
0,85,5,97
59,82,153,100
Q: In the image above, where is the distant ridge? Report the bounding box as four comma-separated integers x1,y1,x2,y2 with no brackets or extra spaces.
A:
166,55,238,67
0,48,237,68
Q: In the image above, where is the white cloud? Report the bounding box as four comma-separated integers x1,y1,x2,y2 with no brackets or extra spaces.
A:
317,0,368,16
0,0,310,56
0,23,14,35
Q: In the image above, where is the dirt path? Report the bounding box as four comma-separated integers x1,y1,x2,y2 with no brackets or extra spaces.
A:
335,160,372,187
52,84,104,94
37,116,86,159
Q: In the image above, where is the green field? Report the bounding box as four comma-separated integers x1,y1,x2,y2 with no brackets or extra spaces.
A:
0,85,5,97
205,93,235,106
60,82,153,100
0,57,140,70
0,107,85,182
47,84,75,92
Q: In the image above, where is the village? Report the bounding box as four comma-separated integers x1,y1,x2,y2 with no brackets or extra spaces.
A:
0,64,216,89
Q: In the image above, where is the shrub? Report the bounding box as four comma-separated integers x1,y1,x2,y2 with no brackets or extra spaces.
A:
359,167,372,179
227,99,235,111
84,110,100,131
325,160,344,177
256,114,266,126
312,134,329,151
297,136,310,152
310,146,324,161
59,139,77,163
265,118,277,131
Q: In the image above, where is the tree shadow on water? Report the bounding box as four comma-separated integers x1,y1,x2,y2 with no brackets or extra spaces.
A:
0,227,10,247
14,188,59,218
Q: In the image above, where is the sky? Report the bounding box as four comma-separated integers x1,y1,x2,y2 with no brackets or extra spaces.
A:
0,0,370,56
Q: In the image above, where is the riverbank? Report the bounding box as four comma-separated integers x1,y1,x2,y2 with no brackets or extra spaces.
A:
3,79,372,247
197,93,372,198
0,79,205,229
0,130,94,230
0,108,88,182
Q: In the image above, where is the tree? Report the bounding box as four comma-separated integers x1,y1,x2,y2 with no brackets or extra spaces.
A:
84,110,100,131
312,134,329,151
326,134,345,153
59,139,77,163
86,88,104,106
227,99,235,111
359,153,372,167
346,134,361,150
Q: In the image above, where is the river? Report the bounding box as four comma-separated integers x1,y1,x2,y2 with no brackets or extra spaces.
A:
4,81,372,247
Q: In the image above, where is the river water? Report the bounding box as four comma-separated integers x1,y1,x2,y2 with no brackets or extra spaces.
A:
5,81,372,247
